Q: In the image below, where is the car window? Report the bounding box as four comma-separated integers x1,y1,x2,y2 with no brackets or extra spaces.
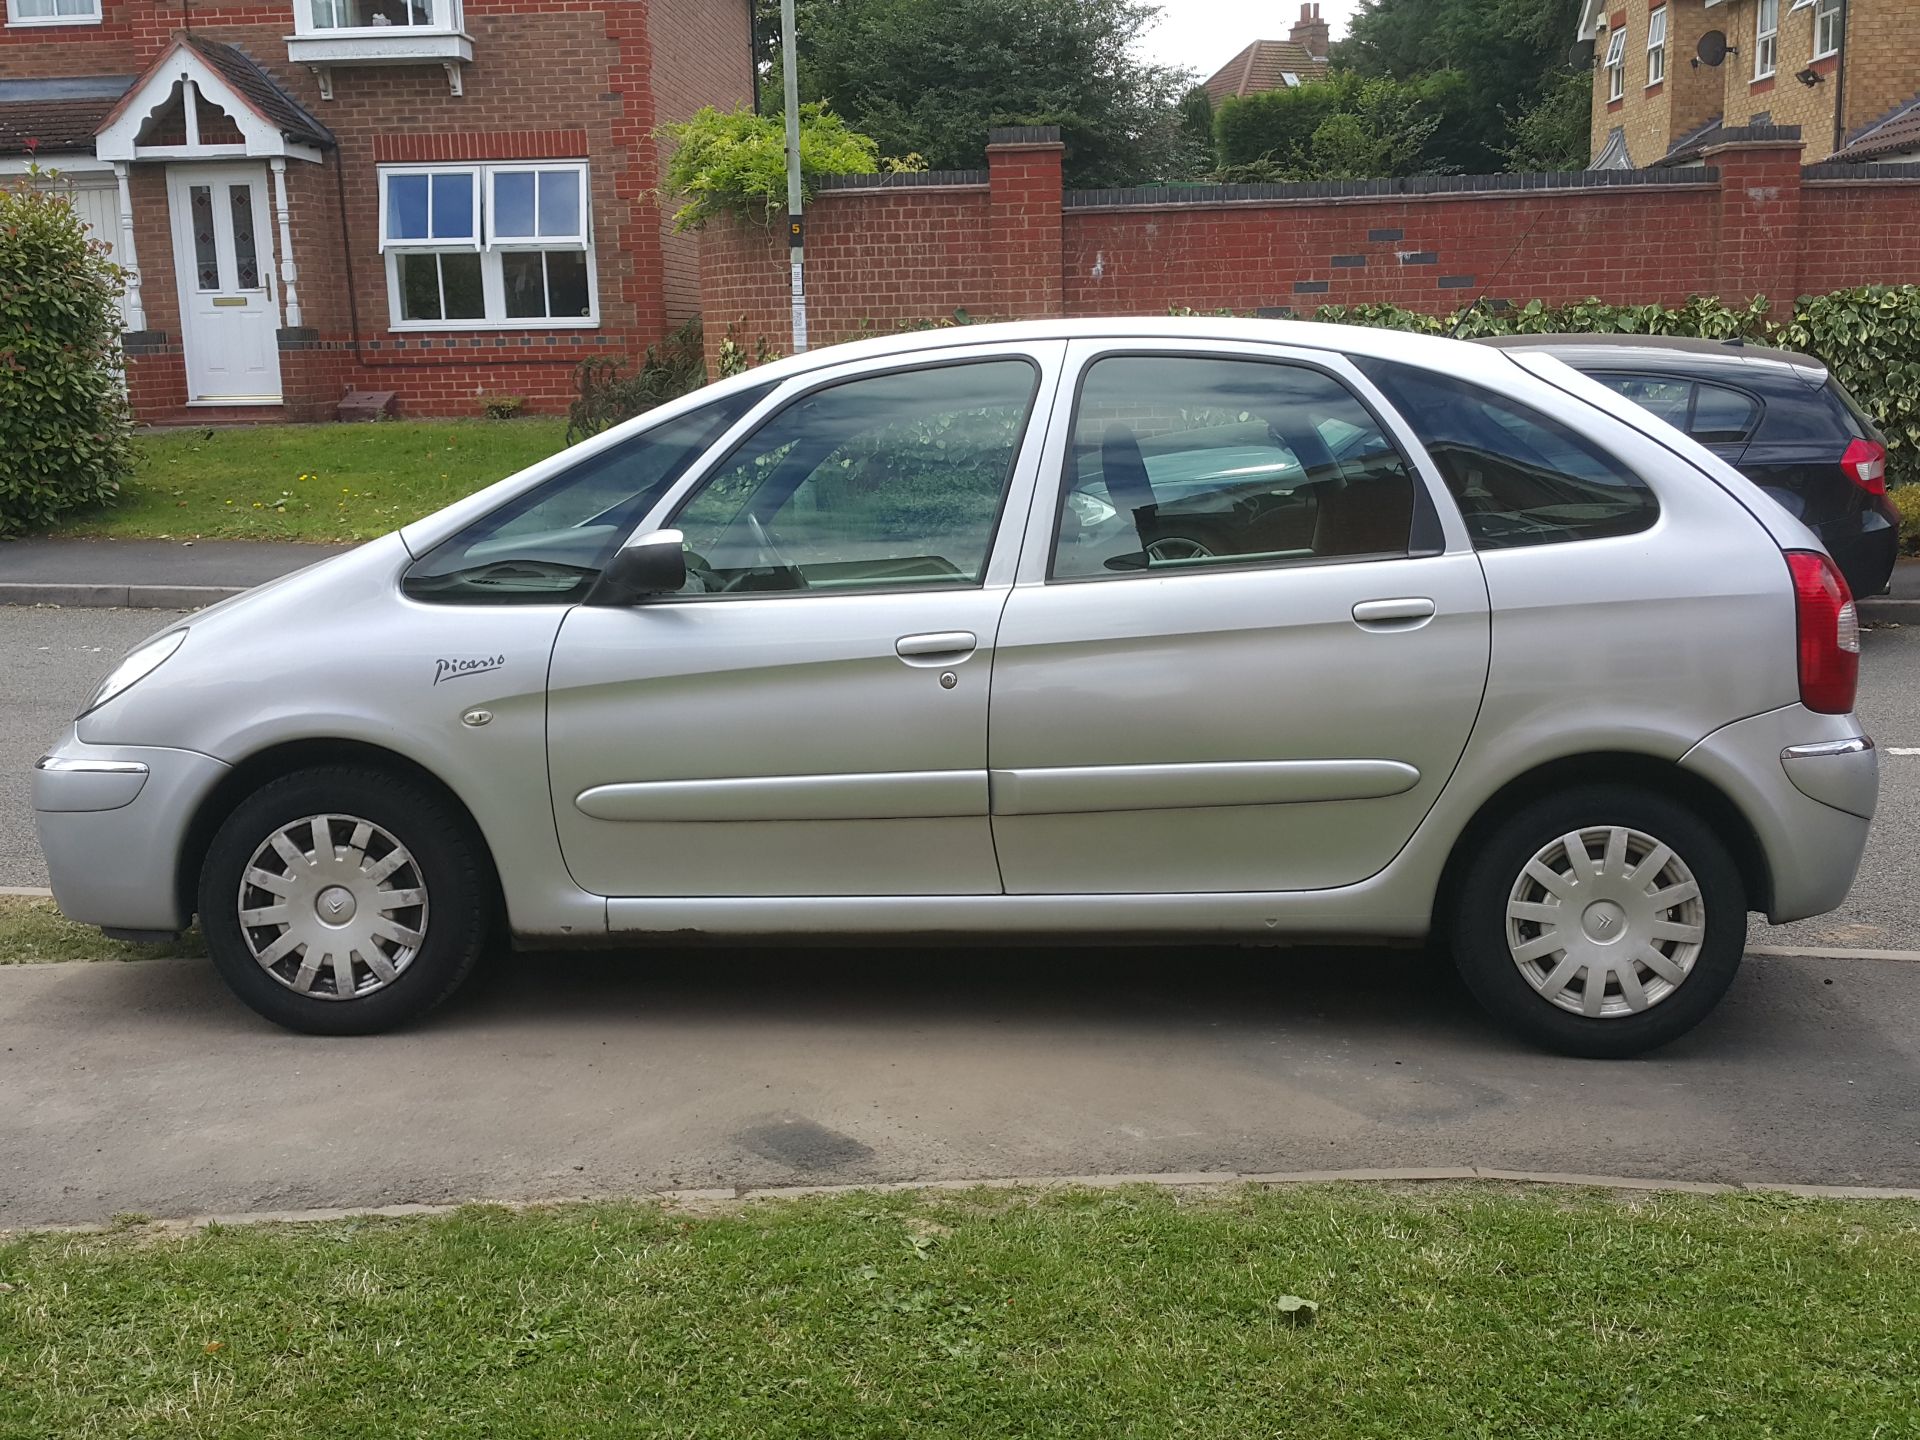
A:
1689,382,1760,444
668,359,1039,596
402,388,771,604
1051,355,1417,580
1357,359,1658,551
1592,373,1692,430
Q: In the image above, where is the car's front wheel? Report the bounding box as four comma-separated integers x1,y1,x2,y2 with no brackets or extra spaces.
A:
198,765,492,1034
1450,785,1747,1058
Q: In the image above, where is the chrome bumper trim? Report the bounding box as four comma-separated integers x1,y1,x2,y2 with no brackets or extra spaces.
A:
1781,736,1874,761
34,755,151,776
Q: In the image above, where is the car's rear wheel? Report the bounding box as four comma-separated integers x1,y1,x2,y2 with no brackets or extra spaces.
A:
1450,785,1746,1058
198,765,492,1035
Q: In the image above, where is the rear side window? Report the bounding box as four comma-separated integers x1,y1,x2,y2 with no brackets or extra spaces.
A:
1051,355,1419,580
1358,359,1659,551
1688,382,1761,444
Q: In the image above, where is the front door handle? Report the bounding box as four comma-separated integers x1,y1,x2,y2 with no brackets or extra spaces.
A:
1352,598,1436,626
896,631,978,662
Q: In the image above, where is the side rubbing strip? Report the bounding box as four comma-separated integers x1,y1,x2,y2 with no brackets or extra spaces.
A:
577,770,989,823
989,760,1420,816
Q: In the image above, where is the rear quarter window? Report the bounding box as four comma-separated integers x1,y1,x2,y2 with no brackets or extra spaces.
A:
1358,358,1659,551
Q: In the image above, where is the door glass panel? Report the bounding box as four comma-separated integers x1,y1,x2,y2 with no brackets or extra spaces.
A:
673,360,1040,595
1358,358,1658,550
404,388,773,604
1591,372,1691,430
189,184,220,290
1690,382,1760,444
228,184,261,289
1053,356,1416,580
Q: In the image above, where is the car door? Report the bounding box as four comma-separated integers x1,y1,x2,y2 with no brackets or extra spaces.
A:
546,344,1061,901
988,340,1491,895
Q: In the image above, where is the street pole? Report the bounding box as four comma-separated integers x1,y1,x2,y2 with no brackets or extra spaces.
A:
781,0,808,353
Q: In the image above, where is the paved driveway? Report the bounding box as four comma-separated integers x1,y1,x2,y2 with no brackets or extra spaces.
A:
2,613,1917,1228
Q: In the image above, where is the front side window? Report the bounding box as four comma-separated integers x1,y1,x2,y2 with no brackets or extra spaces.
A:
1755,0,1779,78
1357,359,1658,551
1646,5,1667,85
1605,27,1628,101
1813,0,1841,58
402,388,770,604
6,0,100,22
1052,355,1417,581
669,360,1039,596
380,163,594,328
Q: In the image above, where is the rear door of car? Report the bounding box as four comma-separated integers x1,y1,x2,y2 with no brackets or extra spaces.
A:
986,338,1492,896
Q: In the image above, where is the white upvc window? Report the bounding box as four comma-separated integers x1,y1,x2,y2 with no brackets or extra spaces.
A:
6,0,101,25
1813,0,1842,59
1646,6,1667,86
1605,26,1628,102
1754,0,1779,79
379,162,596,330
301,0,459,31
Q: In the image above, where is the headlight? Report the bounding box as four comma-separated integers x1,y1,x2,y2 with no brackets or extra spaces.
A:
80,629,187,718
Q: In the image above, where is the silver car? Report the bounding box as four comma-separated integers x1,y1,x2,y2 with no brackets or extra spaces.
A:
34,320,1878,1056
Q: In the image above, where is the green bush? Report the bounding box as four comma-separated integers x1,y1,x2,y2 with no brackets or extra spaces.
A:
477,393,526,420
660,104,899,231
0,170,135,535
566,318,709,444
1891,484,1920,555
1310,288,1920,489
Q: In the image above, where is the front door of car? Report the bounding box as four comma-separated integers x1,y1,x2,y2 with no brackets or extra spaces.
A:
546,346,1061,900
988,341,1491,895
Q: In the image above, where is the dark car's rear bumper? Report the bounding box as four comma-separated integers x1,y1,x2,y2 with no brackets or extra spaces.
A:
1818,503,1900,597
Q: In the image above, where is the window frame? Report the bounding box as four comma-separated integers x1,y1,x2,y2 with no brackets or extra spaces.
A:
1605,27,1628,102
1812,0,1841,59
1754,0,1779,79
649,354,1048,604
5,0,101,25
1646,5,1667,87
295,0,462,36
1042,348,1443,586
378,161,598,331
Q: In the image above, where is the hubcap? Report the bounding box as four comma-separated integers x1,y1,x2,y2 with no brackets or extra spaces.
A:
236,814,429,1001
1504,826,1705,1019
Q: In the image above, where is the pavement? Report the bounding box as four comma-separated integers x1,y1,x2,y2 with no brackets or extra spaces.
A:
0,537,353,608
2,610,1919,1227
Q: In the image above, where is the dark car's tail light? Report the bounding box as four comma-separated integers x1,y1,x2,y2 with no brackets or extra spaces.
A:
1787,550,1859,714
1841,437,1887,495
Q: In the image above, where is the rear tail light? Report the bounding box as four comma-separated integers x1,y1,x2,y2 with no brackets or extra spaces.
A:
1787,550,1859,714
1841,438,1887,495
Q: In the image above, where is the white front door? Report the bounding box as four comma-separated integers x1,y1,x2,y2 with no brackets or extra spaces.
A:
166,165,281,405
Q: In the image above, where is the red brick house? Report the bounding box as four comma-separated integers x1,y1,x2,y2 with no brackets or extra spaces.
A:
0,0,752,421
1201,4,1332,108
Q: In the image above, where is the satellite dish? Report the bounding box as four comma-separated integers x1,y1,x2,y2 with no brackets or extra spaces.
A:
1696,30,1729,66
1569,38,1596,69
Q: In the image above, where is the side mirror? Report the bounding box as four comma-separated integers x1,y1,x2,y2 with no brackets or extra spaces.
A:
590,529,687,605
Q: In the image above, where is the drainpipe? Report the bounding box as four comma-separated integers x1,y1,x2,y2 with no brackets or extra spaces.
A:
1831,0,1849,156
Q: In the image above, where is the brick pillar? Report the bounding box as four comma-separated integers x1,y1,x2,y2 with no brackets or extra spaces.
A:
1706,128,1807,316
986,125,1065,321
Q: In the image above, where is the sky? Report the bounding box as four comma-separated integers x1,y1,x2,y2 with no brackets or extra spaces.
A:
1142,0,1363,81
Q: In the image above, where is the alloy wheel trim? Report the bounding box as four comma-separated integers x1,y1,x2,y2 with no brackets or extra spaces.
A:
236,813,430,1001
1503,825,1706,1020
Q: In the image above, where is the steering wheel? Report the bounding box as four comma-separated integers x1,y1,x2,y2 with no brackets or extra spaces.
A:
719,512,807,592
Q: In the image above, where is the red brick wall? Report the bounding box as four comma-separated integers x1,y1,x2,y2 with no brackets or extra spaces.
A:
6,0,751,420
700,135,1920,361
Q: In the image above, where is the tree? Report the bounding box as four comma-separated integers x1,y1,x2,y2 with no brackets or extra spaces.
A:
0,169,133,535
1213,73,1445,182
753,0,1194,187
1338,0,1586,172
1504,70,1594,171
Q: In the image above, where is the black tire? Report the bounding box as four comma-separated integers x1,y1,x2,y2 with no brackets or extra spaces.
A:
198,765,493,1035
1449,784,1747,1059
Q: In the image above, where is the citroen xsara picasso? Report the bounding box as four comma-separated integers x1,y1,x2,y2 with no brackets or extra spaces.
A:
35,321,1878,1056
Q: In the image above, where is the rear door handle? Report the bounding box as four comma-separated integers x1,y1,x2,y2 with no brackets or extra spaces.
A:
1352,598,1436,625
896,631,978,662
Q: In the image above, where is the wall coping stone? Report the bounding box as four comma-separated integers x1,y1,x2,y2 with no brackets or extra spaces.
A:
1064,167,1718,210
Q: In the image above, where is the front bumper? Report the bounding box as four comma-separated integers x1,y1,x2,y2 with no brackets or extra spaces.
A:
33,730,231,933
1680,705,1877,924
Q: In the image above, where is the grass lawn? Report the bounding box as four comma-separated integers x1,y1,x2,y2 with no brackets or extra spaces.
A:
2,1184,1916,1437
49,419,571,543
0,895,201,963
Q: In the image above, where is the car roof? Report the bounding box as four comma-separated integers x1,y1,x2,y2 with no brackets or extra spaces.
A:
1471,332,1827,383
